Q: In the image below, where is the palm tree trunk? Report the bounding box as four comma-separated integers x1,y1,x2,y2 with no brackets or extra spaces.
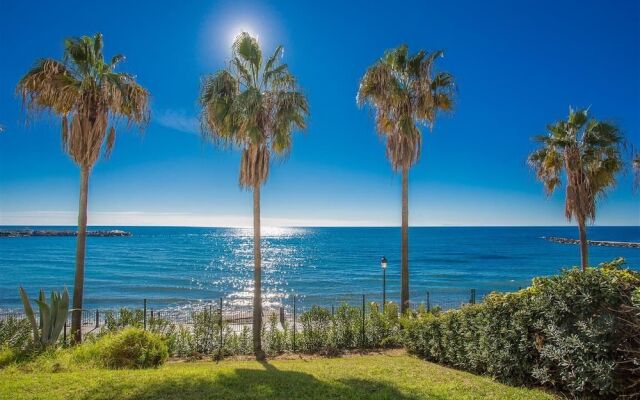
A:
401,167,409,313
71,166,90,343
252,184,265,360
578,216,589,272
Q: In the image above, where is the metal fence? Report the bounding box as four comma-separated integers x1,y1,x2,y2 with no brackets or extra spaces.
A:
0,287,511,334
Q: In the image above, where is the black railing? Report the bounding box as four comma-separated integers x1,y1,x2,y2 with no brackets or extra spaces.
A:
0,287,511,330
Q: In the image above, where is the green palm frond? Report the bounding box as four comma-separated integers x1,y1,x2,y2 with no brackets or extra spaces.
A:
357,45,455,171
528,108,624,222
17,32,149,168
200,32,308,188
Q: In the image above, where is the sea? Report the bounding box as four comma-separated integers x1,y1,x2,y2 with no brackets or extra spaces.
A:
1,226,638,312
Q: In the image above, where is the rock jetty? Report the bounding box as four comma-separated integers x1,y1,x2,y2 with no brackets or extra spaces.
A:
543,236,640,248
0,229,132,238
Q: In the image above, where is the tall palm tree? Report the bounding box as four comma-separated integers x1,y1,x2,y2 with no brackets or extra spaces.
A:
357,45,455,313
528,108,623,271
199,32,308,360
17,33,150,342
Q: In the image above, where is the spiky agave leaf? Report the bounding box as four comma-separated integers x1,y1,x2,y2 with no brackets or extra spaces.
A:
19,287,39,342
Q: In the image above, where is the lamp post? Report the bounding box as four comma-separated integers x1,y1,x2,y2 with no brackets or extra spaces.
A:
381,256,388,312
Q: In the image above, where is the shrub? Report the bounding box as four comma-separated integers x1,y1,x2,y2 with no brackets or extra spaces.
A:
401,258,639,398
103,308,144,332
101,308,177,354
225,326,252,356
191,309,224,355
333,303,362,349
367,302,401,348
171,326,195,358
299,306,334,354
263,313,289,356
0,346,18,368
0,316,32,351
80,328,168,369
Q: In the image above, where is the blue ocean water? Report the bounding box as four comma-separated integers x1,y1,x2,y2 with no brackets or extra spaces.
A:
0,226,638,311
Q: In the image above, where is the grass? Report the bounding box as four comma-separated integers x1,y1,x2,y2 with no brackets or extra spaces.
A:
0,351,555,400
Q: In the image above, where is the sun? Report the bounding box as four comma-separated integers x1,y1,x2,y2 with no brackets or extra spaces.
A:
229,24,260,46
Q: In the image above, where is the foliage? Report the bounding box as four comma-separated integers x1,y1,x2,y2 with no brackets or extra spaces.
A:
19,287,69,347
191,309,225,355
367,302,401,348
357,44,455,172
16,33,150,169
402,258,639,398
528,107,624,220
103,308,144,332
299,306,334,354
224,326,252,356
79,328,168,369
199,32,309,189
295,302,402,355
101,308,177,353
0,317,32,351
263,313,289,356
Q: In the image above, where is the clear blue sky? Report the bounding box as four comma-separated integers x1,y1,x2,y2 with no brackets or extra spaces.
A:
0,0,638,227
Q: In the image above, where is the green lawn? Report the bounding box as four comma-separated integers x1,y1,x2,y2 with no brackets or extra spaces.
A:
0,352,555,400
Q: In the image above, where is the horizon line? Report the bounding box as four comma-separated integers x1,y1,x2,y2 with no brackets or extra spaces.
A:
1,224,638,228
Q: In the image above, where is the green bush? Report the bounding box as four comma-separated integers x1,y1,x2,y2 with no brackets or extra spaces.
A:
402,258,639,398
103,308,144,332
0,346,19,368
333,303,362,349
299,306,335,354
0,317,32,351
263,313,290,356
80,328,168,369
191,309,225,355
225,326,252,356
367,302,401,348
101,308,177,354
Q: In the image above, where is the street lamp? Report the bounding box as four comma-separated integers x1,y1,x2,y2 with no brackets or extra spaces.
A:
381,256,388,311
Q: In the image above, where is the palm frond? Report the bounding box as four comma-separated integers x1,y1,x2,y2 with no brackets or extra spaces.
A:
200,33,308,188
17,33,149,168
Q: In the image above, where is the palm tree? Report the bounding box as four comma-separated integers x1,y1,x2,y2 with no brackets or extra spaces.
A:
17,33,150,342
199,32,308,360
357,45,455,313
528,108,623,271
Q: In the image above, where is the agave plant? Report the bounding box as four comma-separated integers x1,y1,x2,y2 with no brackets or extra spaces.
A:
19,287,70,347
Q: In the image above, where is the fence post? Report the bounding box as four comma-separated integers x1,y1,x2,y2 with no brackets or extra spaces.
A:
361,294,366,349
292,295,297,352
426,292,431,312
63,321,67,344
218,297,223,359
470,289,476,305
279,306,285,326
95,310,99,328
143,299,147,331
331,304,334,318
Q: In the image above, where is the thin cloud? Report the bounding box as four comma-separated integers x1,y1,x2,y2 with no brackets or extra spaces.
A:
155,110,200,135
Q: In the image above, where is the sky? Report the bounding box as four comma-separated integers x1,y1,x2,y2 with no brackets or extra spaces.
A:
0,0,638,227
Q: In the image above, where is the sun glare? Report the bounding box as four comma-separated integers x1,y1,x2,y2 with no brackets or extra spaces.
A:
229,24,260,45
199,4,282,67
